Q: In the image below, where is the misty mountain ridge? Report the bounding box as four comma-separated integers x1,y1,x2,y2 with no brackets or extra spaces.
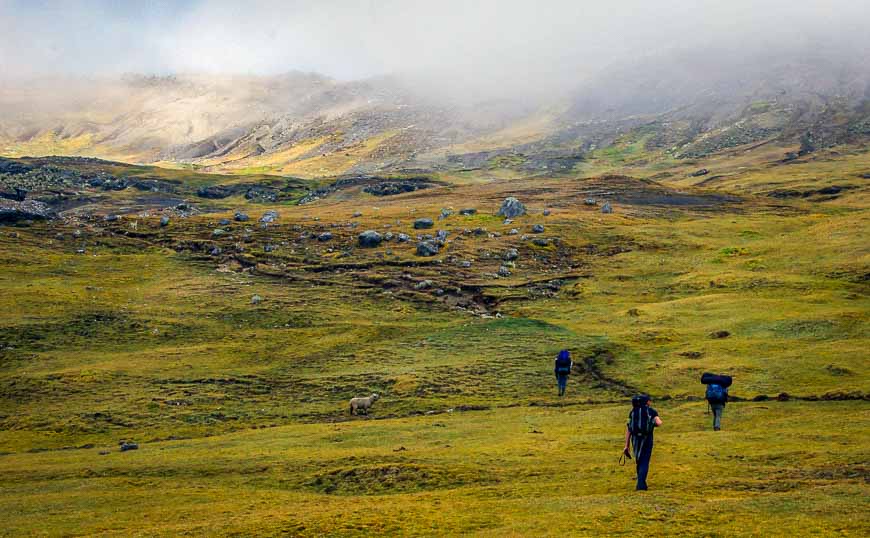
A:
1,49,868,177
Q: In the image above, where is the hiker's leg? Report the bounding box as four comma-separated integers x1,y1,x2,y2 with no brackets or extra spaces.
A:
634,437,653,490
558,375,567,395
713,405,723,430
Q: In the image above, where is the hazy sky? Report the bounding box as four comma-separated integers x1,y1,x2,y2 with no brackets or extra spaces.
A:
1,0,867,97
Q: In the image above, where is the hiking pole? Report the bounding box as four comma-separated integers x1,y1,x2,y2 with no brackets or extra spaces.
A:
619,448,631,466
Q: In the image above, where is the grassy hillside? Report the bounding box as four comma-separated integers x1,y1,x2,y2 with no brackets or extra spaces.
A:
0,148,867,535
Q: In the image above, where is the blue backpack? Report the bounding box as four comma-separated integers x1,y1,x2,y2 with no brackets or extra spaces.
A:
555,350,571,374
706,383,728,404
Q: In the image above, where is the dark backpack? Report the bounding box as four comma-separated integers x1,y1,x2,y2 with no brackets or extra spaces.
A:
628,405,656,437
706,383,727,404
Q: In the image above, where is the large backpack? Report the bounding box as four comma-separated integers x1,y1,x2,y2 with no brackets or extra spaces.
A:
555,350,572,374
628,401,656,437
706,383,728,404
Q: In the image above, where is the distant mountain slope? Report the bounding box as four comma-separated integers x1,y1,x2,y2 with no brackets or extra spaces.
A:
1,49,868,177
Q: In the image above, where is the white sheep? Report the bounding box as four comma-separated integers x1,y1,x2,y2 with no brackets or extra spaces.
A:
349,393,380,415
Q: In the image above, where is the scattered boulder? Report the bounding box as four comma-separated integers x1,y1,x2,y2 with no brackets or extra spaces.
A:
358,230,383,247
690,168,710,177
503,248,519,261
397,233,410,243
384,232,394,241
710,330,731,339
497,266,512,277
414,280,433,290
532,238,549,247
317,232,333,242
209,246,222,256
251,295,262,305
497,197,526,218
531,224,545,233
352,211,362,218
234,212,249,222
503,219,513,225
159,215,170,227
508,228,519,235
435,230,449,242
264,244,276,252
601,202,613,214
260,210,279,224
584,198,597,206
212,229,226,237
439,208,453,219
197,185,232,199
543,209,551,216
459,260,472,268
119,442,138,452
218,218,231,226
416,241,440,257
413,218,434,229
459,208,477,216
0,199,55,223
104,214,120,222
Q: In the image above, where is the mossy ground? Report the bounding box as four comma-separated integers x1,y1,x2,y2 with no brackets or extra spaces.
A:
0,149,867,535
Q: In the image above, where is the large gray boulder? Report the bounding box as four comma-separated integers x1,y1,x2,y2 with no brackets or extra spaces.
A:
416,241,440,257
497,197,526,218
413,218,434,229
0,199,55,223
358,230,383,247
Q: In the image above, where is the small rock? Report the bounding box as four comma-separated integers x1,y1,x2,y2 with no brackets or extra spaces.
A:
218,218,231,226
251,294,262,305
503,219,513,225
160,215,170,227
384,232,394,241
209,246,222,256
264,244,276,252
459,208,477,215
358,230,383,247
497,197,527,218
212,229,226,237
413,218,434,229
414,280,433,290
352,211,362,218
397,233,410,243
531,224,545,233
503,248,519,261
584,198,597,206
543,209,551,216
532,238,549,246
508,228,519,235
435,230,449,241
690,168,710,177
317,232,333,242
498,266,512,277
416,241,439,257
439,208,453,219
710,330,730,339
104,214,119,222
459,260,472,268
234,212,249,222
260,210,279,224
601,202,613,214
119,442,138,452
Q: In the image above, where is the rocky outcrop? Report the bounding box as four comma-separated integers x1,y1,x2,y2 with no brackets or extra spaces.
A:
0,199,55,223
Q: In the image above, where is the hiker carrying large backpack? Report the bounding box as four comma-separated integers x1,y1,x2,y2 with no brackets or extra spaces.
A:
622,394,662,491
554,349,573,396
701,372,732,431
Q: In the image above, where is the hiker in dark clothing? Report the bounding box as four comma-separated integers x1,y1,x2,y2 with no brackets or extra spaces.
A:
701,373,732,431
623,394,662,491
706,384,728,431
554,349,572,396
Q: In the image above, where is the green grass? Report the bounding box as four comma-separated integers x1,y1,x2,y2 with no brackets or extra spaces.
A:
0,150,868,535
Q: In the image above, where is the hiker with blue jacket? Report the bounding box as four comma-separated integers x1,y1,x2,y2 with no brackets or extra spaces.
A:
701,372,732,431
554,350,573,396
623,394,663,491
